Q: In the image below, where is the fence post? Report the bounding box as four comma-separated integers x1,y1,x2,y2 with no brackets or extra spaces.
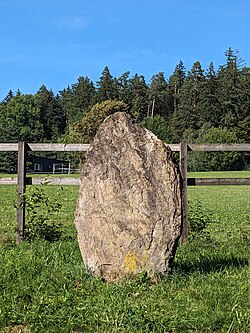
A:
16,142,27,245
180,140,188,243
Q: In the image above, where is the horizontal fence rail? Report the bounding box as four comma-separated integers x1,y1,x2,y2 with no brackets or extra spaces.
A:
2,177,250,187
188,143,250,152
0,177,80,185
1,141,250,244
0,143,19,151
2,142,250,152
0,143,90,152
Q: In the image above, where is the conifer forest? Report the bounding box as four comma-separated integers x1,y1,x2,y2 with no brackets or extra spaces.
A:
0,48,249,172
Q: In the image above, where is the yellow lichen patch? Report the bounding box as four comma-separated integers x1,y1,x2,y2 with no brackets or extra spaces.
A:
121,252,138,273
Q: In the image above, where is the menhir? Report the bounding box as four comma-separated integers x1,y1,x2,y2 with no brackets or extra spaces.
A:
75,112,182,281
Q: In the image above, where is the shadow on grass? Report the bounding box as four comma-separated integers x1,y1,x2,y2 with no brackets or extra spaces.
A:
173,256,249,274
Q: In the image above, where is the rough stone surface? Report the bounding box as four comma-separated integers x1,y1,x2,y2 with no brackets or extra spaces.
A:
75,112,182,281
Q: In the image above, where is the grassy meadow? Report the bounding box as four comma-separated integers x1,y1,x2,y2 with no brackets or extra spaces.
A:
0,172,249,332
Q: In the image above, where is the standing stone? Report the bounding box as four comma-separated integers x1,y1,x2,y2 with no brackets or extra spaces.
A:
75,112,182,281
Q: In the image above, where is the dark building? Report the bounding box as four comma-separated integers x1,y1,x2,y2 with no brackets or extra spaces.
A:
32,156,70,174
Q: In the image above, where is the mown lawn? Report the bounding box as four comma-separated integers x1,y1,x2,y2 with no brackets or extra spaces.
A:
0,173,249,332
189,170,250,178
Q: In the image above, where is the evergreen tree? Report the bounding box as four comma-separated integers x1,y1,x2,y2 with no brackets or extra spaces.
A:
36,85,66,141
96,66,118,102
3,90,14,103
116,71,132,104
199,62,222,127
169,60,186,114
171,61,205,140
0,102,6,139
217,48,250,129
148,72,171,118
59,86,74,126
70,76,96,120
129,74,149,121
59,76,96,126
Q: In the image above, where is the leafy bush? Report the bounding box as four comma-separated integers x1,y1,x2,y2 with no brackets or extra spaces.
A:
66,100,129,143
140,115,173,143
25,185,63,241
187,126,245,171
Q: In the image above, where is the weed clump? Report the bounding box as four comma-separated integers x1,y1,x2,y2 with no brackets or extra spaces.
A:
25,185,64,242
188,199,212,240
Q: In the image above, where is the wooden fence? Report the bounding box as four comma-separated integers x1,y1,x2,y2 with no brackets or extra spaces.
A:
1,142,250,245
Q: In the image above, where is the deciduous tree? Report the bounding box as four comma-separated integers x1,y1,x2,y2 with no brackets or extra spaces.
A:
66,100,129,143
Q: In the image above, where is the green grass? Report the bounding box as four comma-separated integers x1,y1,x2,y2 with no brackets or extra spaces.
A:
189,170,250,178
0,172,249,332
188,185,250,241
0,185,79,243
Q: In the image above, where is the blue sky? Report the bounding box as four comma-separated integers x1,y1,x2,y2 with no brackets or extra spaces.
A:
0,0,249,99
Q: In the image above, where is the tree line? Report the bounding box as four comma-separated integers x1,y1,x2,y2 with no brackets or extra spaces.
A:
0,47,249,172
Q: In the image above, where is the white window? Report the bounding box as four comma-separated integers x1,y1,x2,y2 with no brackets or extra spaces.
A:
34,163,43,171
